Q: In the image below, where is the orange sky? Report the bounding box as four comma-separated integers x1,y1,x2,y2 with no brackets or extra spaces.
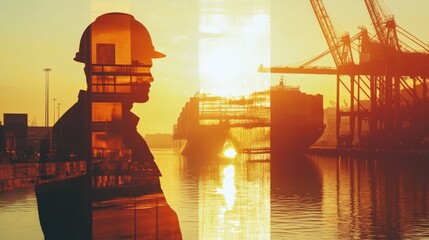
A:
1,0,428,134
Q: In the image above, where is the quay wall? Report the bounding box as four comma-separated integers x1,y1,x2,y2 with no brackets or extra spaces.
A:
307,147,429,159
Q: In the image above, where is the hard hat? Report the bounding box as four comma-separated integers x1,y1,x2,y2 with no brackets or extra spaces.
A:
74,12,165,64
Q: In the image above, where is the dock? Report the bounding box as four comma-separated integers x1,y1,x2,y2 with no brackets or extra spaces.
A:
307,146,429,159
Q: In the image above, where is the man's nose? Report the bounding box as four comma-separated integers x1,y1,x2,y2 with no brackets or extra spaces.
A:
145,75,154,83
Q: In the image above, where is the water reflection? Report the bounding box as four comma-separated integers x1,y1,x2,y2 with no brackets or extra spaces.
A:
284,155,429,239
154,150,429,239
177,153,270,240
326,156,429,239
216,165,236,211
0,189,44,240
1,150,429,239
270,154,323,239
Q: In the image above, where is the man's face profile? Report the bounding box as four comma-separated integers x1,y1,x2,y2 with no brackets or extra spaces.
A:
135,62,154,103
74,13,165,104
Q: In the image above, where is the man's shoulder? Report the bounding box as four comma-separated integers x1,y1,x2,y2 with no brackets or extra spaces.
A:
58,102,82,122
54,97,85,131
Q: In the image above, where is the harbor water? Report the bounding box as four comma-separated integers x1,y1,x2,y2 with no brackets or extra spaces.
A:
1,148,429,239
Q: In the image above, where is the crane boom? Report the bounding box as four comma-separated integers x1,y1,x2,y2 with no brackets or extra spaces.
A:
310,0,354,67
364,0,386,44
364,0,400,50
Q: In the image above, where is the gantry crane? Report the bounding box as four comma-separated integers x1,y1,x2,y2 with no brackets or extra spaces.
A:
309,0,360,147
260,0,366,147
364,0,399,50
361,0,400,146
310,0,354,67
361,0,429,148
261,0,429,149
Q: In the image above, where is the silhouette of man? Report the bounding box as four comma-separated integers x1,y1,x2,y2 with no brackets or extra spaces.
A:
36,13,182,239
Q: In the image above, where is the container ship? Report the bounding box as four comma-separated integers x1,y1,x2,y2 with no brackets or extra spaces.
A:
174,79,325,158
270,79,325,157
173,93,269,158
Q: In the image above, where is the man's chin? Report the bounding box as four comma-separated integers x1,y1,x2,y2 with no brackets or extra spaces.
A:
135,96,149,103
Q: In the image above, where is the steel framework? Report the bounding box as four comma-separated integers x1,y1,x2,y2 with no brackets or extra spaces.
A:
261,0,429,148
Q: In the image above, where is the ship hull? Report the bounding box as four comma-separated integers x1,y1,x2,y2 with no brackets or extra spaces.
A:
271,123,325,158
270,84,325,158
180,124,229,157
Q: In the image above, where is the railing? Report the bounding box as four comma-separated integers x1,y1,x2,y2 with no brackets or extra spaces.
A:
0,161,86,192
37,161,87,184
92,161,159,188
0,158,160,192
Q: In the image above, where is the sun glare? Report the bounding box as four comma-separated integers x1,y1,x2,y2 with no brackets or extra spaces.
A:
222,139,237,159
199,4,270,98
223,147,237,159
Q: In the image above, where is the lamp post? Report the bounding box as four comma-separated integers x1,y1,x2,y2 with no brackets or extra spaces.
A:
44,68,52,127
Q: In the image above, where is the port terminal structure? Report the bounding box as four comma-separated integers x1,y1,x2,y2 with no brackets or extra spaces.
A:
260,0,429,151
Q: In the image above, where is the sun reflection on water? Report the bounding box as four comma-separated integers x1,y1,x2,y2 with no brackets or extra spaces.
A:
198,155,270,239
216,165,236,210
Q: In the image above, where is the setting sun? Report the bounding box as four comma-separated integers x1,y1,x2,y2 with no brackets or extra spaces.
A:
199,5,270,98
223,147,237,159
222,138,237,158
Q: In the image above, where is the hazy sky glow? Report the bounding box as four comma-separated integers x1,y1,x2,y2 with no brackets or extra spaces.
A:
1,0,429,133
199,0,270,97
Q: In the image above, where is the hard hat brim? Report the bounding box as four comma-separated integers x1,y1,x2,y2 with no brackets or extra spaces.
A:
152,50,166,59
74,13,166,63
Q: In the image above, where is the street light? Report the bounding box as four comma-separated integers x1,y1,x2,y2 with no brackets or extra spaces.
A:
44,68,52,127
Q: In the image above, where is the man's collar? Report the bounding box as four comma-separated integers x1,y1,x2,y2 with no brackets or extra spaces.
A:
124,109,140,127
78,90,86,100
